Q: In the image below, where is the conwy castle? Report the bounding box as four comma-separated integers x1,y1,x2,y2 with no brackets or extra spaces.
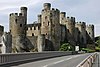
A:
0,3,95,53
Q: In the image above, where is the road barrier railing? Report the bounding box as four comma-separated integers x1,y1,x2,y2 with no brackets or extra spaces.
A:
0,51,78,65
76,52,97,67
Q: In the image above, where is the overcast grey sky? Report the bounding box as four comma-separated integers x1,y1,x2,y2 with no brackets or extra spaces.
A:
0,0,100,36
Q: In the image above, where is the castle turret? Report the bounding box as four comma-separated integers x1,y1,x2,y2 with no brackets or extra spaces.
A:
20,7,27,22
86,24,94,41
38,14,42,23
43,3,51,10
9,13,26,37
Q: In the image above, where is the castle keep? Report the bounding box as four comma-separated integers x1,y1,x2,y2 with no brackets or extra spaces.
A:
0,3,95,53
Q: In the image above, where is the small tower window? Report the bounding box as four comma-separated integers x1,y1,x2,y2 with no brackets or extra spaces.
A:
10,30,11,32
46,33,47,35
20,24,22,27
38,26,40,30
34,27,36,30
26,28,28,30
30,27,32,30
67,29,69,32
15,19,17,23
48,21,49,26
45,16,47,20
89,32,91,34
32,33,34,36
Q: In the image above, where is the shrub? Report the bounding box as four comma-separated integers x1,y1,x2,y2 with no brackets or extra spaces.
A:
59,43,73,51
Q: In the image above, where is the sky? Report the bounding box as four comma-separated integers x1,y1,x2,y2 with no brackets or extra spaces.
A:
0,0,100,37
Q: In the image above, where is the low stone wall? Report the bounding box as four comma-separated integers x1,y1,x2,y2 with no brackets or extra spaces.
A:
0,51,77,65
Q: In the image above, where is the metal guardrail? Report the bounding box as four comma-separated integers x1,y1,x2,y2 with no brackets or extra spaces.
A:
76,52,97,67
0,51,78,65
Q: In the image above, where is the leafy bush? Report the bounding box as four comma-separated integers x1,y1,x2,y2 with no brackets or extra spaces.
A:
59,43,73,51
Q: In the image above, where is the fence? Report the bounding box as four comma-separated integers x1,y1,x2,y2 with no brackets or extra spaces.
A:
76,52,97,67
0,51,77,65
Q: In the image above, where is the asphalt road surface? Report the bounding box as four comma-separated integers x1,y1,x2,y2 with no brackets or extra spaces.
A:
5,53,93,67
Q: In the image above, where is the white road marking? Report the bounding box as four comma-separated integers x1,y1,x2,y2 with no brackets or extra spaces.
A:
42,55,81,67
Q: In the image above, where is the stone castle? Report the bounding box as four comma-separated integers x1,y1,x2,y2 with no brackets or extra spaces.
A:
0,3,95,53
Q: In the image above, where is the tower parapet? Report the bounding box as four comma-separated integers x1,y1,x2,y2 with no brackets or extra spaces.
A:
67,17,75,23
86,24,94,41
60,12,66,18
60,12,66,24
75,22,86,32
43,3,51,10
20,7,27,19
66,17,75,34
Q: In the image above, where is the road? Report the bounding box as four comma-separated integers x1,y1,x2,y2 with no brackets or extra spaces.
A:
2,53,91,67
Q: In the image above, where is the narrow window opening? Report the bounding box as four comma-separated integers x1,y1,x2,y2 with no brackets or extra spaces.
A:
30,27,32,30
15,19,17,23
48,21,49,26
32,33,34,36
34,27,36,30
45,16,47,20
20,24,22,27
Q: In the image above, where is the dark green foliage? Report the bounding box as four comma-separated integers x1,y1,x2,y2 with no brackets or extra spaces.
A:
81,48,95,53
95,36,100,51
59,43,73,51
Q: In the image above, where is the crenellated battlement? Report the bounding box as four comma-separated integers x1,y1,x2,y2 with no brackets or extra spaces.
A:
10,13,23,17
76,22,86,26
60,12,66,18
67,16,75,23
86,24,94,28
20,7,27,10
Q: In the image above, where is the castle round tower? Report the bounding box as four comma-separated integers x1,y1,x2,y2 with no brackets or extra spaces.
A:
86,24,94,41
20,7,27,22
41,3,61,50
9,7,27,37
65,17,76,49
75,22,87,48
